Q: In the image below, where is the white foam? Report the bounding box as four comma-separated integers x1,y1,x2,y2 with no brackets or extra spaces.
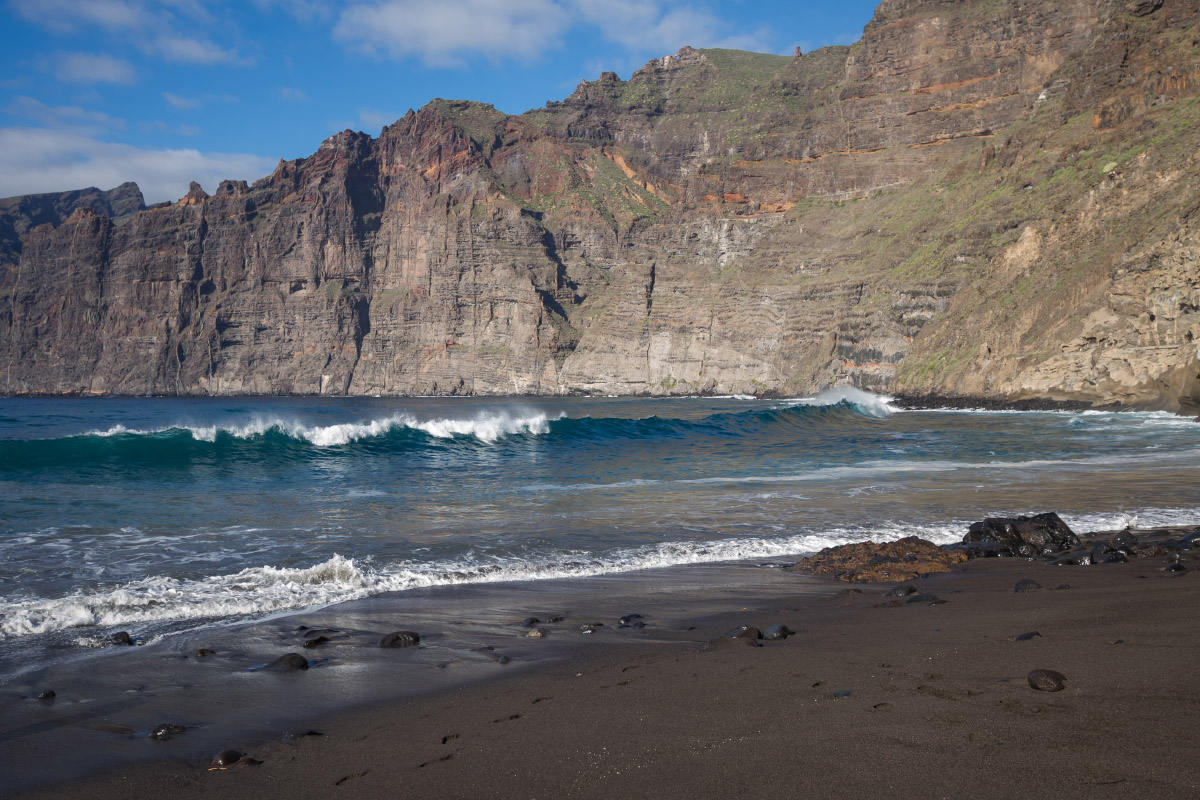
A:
785,387,899,418
0,522,965,639
88,410,560,447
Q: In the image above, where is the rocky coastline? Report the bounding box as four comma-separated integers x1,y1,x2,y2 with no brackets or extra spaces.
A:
6,516,1198,799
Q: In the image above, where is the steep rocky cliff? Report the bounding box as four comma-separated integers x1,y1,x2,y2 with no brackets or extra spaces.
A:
2,0,1198,411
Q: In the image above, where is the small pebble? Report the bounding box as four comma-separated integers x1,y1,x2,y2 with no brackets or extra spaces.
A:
37,690,55,700
1014,578,1041,593
520,617,540,628
209,750,243,769
526,628,549,638
1015,631,1041,641
833,690,852,699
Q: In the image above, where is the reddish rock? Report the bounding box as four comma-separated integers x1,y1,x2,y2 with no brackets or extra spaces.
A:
795,536,967,583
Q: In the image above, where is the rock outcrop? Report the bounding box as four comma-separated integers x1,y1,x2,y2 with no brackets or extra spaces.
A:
2,0,1198,410
794,536,968,582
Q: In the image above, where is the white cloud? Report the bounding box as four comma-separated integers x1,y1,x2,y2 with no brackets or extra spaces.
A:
11,0,146,35
15,0,252,68
251,0,333,23
53,52,137,85
358,108,402,130
0,126,276,204
155,34,252,66
163,91,238,109
334,0,570,66
5,96,126,132
569,0,769,55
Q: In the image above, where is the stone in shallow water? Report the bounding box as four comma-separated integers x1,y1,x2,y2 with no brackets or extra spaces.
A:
210,750,243,769
263,653,309,671
111,631,133,646
619,614,644,625
195,648,216,657
379,631,420,648
520,617,540,628
1014,578,1042,593
1027,669,1066,691
150,723,186,740
37,690,55,700
526,628,549,638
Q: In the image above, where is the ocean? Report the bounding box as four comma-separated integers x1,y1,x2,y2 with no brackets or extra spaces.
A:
2,388,1199,677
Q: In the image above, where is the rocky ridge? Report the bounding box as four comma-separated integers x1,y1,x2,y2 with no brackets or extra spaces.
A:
2,0,1198,410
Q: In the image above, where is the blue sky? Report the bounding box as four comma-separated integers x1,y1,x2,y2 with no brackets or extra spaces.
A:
1,0,881,204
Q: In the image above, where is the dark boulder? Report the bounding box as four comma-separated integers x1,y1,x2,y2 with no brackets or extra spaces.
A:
964,513,1080,555
1015,631,1042,641
379,631,420,648
37,690,55,700
195,648,216,657
110,631,133,646
210,750,243,768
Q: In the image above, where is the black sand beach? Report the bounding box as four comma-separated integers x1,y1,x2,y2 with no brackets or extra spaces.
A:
6,527,1198,800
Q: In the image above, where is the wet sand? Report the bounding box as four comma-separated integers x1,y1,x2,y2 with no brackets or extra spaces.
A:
7,532,1200,799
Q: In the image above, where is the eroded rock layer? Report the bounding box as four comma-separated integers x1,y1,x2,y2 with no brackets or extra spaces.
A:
2,0,1198,409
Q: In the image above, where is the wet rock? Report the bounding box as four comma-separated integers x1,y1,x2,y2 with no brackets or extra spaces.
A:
1015,631,1042,641
578,623,604,634
1180,531,1200,550
724,625,763,640
1091,542,1115,562
1111,530,1138,552
263,653,309,672
544,615,566,623
795,536,967,582
1165,562,1187,574
526,627,550,638
1050,550,1092,566
520,617,540,628
1027,669,1066,691
210,750,244,769
111,631,133,646
37,690,55,700
379,631,421,648
618,614,644,625
833,690,852,699
195,648,216,657
303,636,330,649
1055,584,1072,590
964,513,1080,556
762,624,794,641
905,594,947,605
886,584,918,597
1014,578,1042,593
630,620,646,629
958,541,1016,559
150,723,187,740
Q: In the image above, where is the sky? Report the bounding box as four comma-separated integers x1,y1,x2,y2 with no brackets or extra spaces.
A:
0,0,881,204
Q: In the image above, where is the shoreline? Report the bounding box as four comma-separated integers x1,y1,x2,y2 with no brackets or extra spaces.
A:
6,525,1198,799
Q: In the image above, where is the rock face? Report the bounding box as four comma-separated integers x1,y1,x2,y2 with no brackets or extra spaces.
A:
2,0,1198,409
795,535,968,582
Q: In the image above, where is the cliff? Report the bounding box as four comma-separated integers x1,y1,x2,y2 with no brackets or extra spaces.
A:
2,0,1198,411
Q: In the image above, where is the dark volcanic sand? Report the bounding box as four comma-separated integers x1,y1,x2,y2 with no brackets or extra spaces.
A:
7,532,1200,800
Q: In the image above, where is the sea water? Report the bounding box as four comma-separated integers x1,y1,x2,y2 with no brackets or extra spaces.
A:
2,388,1199,675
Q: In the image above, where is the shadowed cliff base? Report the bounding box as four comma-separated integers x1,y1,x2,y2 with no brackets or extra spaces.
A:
2,0,1199,411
